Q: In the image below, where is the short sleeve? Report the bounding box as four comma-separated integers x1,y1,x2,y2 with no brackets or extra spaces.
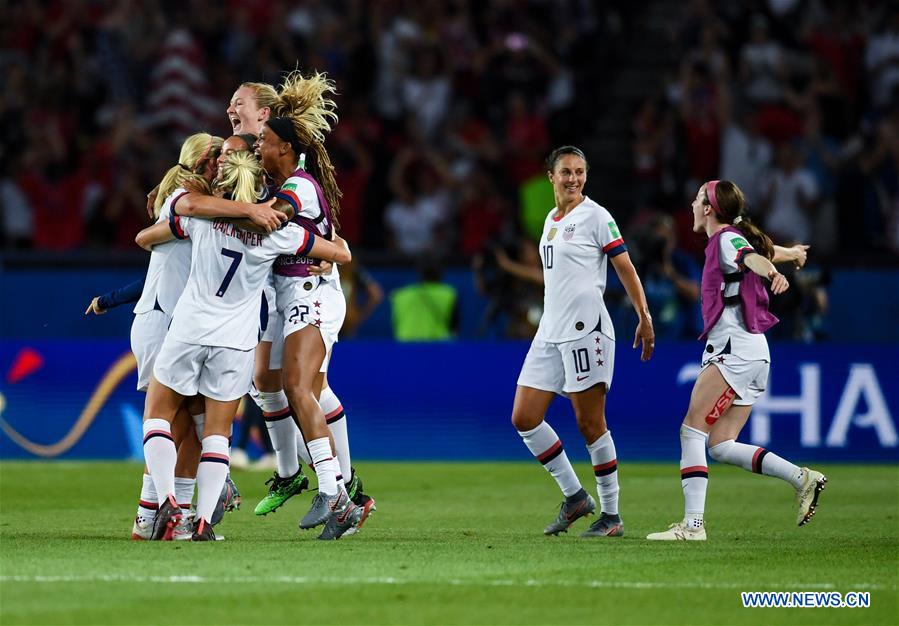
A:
169,211,190,240
598,211,627,257
276,223,315,256
721,232,754,269
275,177,319,220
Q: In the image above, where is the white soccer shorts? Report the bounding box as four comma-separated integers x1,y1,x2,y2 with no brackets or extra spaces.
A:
517,330,616,395
153,336,254,402
273,276,345,372
701,353,769,406
130,310,171,392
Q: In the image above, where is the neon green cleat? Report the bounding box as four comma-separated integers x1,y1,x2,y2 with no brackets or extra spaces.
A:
254,469,309,516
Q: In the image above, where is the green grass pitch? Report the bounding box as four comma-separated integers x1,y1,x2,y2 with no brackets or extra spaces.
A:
0,461,896,625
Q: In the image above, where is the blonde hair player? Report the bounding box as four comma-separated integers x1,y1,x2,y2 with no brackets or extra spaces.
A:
138,149,351,541
127,132,222,540
647,180,825,541
512,146,654,538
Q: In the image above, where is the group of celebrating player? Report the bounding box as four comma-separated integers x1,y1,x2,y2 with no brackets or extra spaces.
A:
90,71,375,541
89,65,827,543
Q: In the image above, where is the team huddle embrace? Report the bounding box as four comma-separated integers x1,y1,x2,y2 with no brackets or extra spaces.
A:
91,69,827,544
90,71,376,542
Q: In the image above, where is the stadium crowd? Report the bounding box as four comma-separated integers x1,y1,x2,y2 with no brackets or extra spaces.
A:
1,0,897,341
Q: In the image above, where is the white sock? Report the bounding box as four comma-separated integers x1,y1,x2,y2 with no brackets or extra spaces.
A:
320,387,352,480
137,473,157,520
142,419,176,505
196,435,230,524
307,437,338,496
680,425,708,528
192,412,205,441
174,477,196,514
586,430,619,515
259,390,301,478
708,440,803,488
295,430,312,467
518,421,582,498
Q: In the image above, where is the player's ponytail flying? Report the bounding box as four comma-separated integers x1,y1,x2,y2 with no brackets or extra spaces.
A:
704,180,774,260
154,133,223,218
273,69,342,226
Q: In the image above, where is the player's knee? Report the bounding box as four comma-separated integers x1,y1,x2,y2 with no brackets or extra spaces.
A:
511,410,540,432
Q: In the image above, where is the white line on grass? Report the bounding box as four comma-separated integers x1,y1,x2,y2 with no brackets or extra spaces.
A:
0,575,890,591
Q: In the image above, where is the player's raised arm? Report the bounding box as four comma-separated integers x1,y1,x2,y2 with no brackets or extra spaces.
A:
135,221,175,251
176,194,286,232
772,243,809,268
743,252,790,295
610,251,655,361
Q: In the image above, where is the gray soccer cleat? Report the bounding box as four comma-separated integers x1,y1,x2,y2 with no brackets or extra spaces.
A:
299,492,331,529
580,512,624,538
543,488,596,535
211,474,241,526
151,495,182,541
318,492,364,540
796,468,827,526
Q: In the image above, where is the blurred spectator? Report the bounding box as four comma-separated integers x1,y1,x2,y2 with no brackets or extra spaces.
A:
486,239,544,339
340,258,385,338
718,96,773,211
759,141,819,245
384,145,454,257
0,162,34,249
400,45,452,139
865,8,899,112
740,15,787,106
631,214,702,339
391,260,459,341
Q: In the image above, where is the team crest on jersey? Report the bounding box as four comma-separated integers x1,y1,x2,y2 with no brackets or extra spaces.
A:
547,227,557,241
282,183,298,192
608,221,621,238
563,224,576,241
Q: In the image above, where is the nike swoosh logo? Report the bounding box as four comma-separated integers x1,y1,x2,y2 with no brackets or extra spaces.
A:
577,375,589,381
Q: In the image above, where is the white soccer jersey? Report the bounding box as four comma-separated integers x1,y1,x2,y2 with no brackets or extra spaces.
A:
703,231,770,362
166,215,315,350
273,174,339,283
134,188,192,315
535,196,627,343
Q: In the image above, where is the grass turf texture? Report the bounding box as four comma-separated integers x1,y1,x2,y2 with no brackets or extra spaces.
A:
0,462,896,625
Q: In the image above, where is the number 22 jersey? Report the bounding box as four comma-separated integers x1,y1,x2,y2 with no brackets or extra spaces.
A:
536,196,627,343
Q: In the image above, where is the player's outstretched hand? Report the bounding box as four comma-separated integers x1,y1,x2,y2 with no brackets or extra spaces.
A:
634,315,654,361
249,198,287,233
768,270,789,294
85,297,106,316
791,244,809,268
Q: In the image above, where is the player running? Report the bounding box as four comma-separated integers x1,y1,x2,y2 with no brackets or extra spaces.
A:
139,149,350,541
646,180,826,541
511,146,654,537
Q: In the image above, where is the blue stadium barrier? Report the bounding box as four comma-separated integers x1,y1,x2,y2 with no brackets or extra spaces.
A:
1,340,897,462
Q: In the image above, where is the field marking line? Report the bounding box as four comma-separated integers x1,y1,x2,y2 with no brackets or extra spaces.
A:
0,575,891,591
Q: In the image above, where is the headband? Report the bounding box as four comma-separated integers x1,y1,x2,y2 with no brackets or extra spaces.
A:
266,117,304,156
706,180,722,217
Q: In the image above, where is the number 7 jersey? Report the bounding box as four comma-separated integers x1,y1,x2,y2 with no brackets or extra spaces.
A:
167,214,315,350
536,196,627,343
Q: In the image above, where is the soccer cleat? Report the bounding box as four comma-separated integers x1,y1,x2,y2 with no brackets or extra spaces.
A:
191,517,217,541
173,512,194,541
580,512,624,538
151,495,183,541
345,469,363,502
299,492,331,529
318,491,364,540
343,494,376,537
543,489,596,535
254,469,310,516
212,474,241,526
131,516,154,541
796,468,827,526
646,521,707,541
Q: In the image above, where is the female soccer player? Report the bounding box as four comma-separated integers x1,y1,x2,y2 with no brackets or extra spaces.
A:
512,146,654,538
140,149,352,541
646,180,826,541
